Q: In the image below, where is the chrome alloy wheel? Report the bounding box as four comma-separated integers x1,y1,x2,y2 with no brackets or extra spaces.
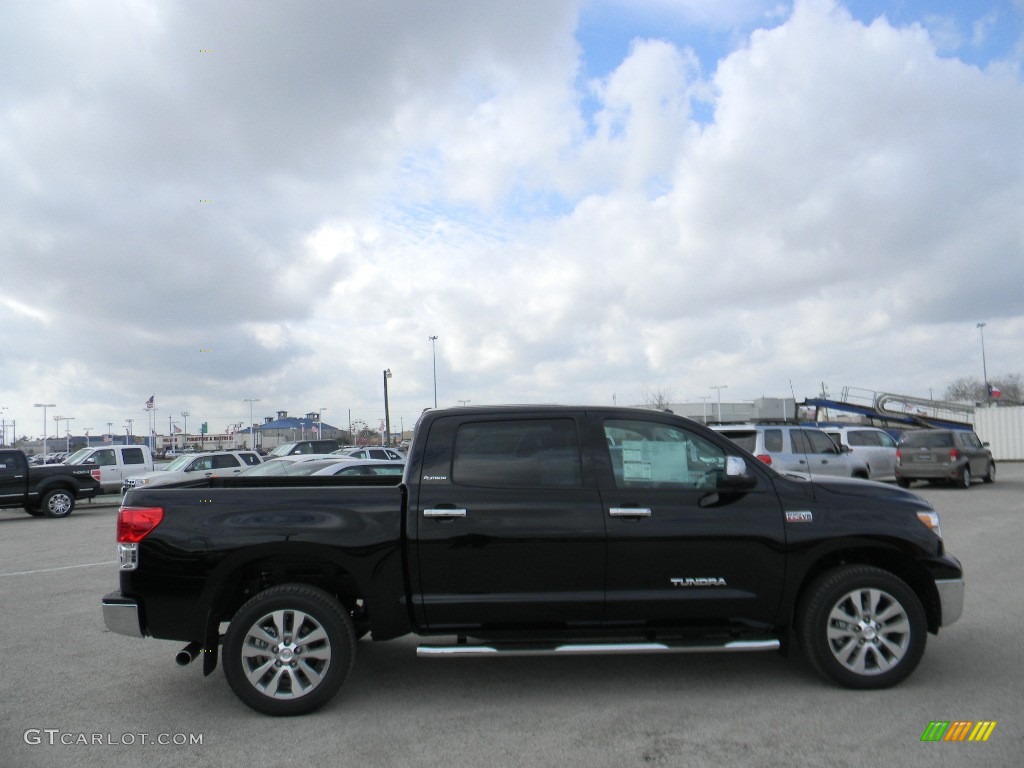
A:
825,587,911,675
240,609,332,700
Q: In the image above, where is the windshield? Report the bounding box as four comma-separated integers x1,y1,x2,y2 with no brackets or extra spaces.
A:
267,444,297,457
238,459,293,476
164,455,194,471
64,449,93,464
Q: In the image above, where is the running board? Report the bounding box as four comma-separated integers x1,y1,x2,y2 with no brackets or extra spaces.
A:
417,639,780,658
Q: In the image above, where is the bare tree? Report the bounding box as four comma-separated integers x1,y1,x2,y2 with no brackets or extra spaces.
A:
944,374,1022,403
638,386,674,411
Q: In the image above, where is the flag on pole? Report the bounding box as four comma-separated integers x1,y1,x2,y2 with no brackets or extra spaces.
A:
145,395,155,409
988,384,1002,398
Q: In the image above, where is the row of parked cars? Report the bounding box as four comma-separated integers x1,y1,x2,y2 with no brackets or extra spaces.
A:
710,422,994,489
121,439,407,493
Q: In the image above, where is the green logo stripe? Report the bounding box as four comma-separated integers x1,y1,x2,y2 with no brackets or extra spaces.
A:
921,721,950,742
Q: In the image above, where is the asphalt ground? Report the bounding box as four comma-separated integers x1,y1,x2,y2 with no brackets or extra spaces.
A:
1,467,1022,768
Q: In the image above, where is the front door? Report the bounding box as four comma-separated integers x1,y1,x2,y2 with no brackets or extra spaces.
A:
595,414,786,630
412,415,606,632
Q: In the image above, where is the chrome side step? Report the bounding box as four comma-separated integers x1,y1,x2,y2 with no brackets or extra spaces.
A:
417,639,780,658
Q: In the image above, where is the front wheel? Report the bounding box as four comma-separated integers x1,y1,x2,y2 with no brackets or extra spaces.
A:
797,566,926,689
223,584,356,716
982,462,995,484
41,489,75,518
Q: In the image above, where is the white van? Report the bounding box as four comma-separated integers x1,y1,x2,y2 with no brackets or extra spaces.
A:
63,445,155,493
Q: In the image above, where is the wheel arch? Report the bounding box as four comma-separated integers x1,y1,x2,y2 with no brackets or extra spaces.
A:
197,542,407,674
788,547,941,634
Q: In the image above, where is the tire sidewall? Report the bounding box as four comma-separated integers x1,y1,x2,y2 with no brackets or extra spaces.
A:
958,466,971,489
798,566,926,689
223,583,355,716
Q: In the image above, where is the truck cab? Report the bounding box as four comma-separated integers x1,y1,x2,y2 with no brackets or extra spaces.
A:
64,445,154,493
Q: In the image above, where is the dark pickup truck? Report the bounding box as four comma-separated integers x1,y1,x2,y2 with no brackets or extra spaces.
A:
102,406,964,716
0,448,102,518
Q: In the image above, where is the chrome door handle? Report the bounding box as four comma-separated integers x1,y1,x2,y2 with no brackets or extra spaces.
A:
424,508,467,518
609,507,652,517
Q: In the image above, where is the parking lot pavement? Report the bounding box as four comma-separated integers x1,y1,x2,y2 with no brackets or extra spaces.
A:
2,466,1022,768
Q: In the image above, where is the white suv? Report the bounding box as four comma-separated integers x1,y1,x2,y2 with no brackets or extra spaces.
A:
711,424,869,479
122,451,262,493
819,426,898,481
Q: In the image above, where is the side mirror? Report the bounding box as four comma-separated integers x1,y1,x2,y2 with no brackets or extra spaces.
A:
720,456,757,491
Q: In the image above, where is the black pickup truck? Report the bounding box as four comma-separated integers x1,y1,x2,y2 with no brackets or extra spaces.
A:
0,448,102,518
102,406,964,716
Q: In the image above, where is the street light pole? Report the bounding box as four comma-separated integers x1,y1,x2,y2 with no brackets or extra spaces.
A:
710,385,728,423
318,407,327,439
428,336,439,408
34,403,56,458
977,322,989,403
383,369,393,447
243,399,260,450
181,411,190,450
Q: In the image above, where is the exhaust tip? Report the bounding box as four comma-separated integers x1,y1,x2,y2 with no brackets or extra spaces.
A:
175,641,201,667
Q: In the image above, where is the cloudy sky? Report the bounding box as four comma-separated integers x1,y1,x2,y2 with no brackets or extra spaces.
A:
2,0,1022,440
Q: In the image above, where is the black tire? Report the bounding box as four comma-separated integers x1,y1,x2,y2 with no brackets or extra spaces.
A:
223,583,356,716
895,477,911,488
24,505,44,517
956,466,971,489
797,565,926,689
41,489,75,518
982,462,995,484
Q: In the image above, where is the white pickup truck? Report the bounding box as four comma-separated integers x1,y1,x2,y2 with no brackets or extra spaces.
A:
63,445,155,493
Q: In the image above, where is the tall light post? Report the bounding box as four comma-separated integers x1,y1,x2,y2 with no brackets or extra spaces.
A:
383,368,393,447
83,428,92,447
243,399,260,450
428,335,439,408
977,322,989,403
318,407,327,439
34,403,56,457
710,385,728,423
181,411,190,449
54,416,74,452
125,418,134,445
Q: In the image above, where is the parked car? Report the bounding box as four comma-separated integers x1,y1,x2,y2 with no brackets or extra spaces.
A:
819,426,899,481
63,445,155,493
711,424,869,478
236,454,340,476
334,446,405,461
122,451,263,493
267,440,341,457
311,459,406,477
895,429,995,489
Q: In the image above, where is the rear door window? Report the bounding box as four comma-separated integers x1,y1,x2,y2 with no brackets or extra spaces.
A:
122,448,146,465
453,419,582,488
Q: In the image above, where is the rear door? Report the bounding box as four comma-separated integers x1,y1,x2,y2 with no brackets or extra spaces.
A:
0,451,26,502
410,413,606,632
211,454,244,477
789,429,850,476
595,414,786,629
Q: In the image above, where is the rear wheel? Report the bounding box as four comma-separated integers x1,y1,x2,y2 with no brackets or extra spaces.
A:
982,463,995,484
223,584,355,716
896,477,911,488
41,489,75,518
798,565,926,689
956,467,971,489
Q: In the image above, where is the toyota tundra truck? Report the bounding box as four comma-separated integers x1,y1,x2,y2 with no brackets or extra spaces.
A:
101,405,964,716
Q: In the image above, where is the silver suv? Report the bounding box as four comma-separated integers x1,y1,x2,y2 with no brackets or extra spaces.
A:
122,451,262,493
819,426,899,481
711,424,869,479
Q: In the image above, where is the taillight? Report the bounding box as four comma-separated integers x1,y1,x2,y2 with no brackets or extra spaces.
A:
949,448,959,462
117,506,164,543
756,454,773,466
91,468,102,481
895,449,902,465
